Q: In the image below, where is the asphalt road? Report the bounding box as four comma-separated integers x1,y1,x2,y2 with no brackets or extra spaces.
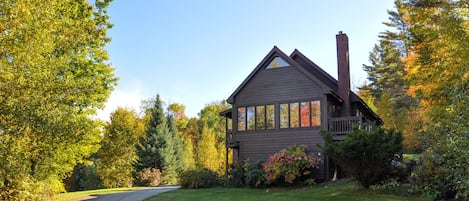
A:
76,186,180,201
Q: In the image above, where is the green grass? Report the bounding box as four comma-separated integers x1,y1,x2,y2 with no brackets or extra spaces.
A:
56,187,144,201
145,182,429,201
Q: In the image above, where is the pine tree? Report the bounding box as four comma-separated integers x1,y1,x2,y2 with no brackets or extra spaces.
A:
135,95,166,172
363,24,419,152
160,115,183,184
135,95,184,184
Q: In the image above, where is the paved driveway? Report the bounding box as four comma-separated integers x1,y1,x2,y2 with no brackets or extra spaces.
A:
76,186,180,201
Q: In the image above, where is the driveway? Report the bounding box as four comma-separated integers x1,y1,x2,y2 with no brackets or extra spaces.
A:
76,186,180,201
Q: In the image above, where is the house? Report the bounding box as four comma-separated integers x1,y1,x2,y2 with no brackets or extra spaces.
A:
220,32,383,180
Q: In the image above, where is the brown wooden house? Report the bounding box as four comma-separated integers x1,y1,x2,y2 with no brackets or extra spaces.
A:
220,32,382,180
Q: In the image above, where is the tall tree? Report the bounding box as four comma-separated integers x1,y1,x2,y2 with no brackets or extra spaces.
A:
196,124,221,173
198,101,231,173
135,95,166,171
97,107,143,188
363,11,420,151
396,0,469,199
0,0,116,199
135,95,183,184
168,103,195,171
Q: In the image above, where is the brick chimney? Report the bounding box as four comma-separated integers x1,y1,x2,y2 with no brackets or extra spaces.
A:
336,31,351,116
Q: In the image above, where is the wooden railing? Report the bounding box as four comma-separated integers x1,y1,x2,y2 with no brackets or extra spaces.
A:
328,116,369,135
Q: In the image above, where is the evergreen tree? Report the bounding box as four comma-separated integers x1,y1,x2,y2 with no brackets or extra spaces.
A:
363,24,419,152
135,95,166,171
135,95,183,184
160,115,183,184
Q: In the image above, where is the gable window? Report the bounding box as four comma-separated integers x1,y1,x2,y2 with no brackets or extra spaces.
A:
280,103,289,128
289,102,299,128
247,106,255,131
266,56,289,69
237,107,246,131
311,101,321,126
256,105,265,130
300,101,310,127
266,104,275,129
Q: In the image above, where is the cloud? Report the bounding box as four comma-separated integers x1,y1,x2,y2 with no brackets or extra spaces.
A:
96,88,145,121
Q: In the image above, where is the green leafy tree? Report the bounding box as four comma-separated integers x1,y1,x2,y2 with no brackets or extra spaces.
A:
198,101,231,173
321,127,403,188
97,107,142,188
196,124,221,173
0,0,116,199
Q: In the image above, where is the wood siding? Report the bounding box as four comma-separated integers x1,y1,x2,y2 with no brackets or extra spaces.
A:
234,66,323,105
231,66,329,179
233,129,326,179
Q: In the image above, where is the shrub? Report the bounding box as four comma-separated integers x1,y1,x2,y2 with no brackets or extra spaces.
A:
263,145,321,185
180,169,219,189
135,168,161,187
321,126,403,188
244,161,265,187
227,161,245,187
412,145,468,201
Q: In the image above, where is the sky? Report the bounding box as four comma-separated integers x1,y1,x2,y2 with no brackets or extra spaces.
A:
97,0,396,120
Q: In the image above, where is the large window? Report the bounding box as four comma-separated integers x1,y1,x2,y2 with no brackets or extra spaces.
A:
290,103,299,128
311,101,321,126
256,105,265,130
247,106,255,131
266,104,275,129
237,100,320,132
237,107,246,131
238,104,275,132
280,103,289,128
300,101,310,127
280,100,321,129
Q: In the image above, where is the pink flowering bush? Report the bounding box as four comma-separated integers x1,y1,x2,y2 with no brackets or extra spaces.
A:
263,145,321,184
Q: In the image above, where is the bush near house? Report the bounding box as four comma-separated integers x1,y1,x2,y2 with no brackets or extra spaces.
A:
263,145,321,185
321,126,403,188
180,169,220,189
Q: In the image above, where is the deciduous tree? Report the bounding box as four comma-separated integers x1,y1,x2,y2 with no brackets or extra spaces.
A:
0,0,116,199
97,107,142,188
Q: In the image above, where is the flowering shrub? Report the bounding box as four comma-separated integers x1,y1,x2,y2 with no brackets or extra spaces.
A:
263,145,321,184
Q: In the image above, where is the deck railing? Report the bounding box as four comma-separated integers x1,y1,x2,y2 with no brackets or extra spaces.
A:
328,116,371,135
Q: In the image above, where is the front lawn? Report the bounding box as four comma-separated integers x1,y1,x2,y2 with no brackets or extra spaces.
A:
145,182,429,201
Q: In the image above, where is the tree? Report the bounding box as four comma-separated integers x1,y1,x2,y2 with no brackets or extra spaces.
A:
97,107,143,188
394,0,469,199
362,37,419,152
321,127,403,188
135,95,183,185
168,103,195,171
198,101,231,173
0,0,116,199
196,124,221,173
135,95,166,171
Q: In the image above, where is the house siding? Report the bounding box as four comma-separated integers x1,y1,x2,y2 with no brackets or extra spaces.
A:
234,66,323,105
231,65,329,179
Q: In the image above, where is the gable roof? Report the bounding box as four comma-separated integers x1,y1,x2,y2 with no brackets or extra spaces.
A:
226,46,382,124
226,46,332,103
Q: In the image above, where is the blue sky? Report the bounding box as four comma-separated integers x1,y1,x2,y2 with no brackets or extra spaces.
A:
97,0,396,120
